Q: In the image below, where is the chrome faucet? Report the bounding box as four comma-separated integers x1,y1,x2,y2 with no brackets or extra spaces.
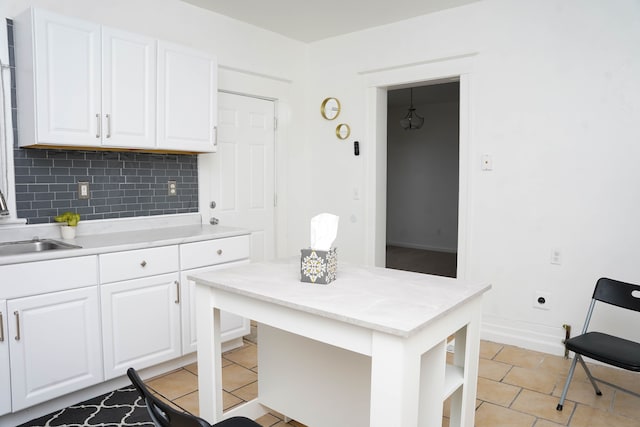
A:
0,190,9,216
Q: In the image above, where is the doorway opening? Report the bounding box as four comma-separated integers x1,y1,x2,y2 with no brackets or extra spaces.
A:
385,81,460,277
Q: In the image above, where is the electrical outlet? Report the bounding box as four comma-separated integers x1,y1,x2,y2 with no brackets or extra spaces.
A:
78,181,90,199
481,154,493,171
551,248,562,265
533,291,552,310
168,180,177,196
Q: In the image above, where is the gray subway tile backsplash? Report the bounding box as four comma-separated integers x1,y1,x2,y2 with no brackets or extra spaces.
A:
11,149,199,224
6,19,199,224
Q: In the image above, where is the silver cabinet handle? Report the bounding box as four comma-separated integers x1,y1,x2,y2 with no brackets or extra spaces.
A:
106,114,111,138
175,280,180,304
213,125,218,148
0,311,4,342
140,260,147,267
96,113,101,138
14,311,20,341
217,249,223,255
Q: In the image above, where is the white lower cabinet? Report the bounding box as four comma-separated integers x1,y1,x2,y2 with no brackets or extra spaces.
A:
8,287,103,411
179,236,251,354
0,301,10,416
180,261,249,354
0,234,250,420
101,273,182,379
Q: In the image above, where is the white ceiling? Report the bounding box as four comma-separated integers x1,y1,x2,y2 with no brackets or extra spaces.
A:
181,0,480,43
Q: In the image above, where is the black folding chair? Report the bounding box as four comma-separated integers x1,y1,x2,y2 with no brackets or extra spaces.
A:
556,277,640,411
127,367,261,427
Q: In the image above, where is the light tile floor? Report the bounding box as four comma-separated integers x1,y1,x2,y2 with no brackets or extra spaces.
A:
145,338,640,427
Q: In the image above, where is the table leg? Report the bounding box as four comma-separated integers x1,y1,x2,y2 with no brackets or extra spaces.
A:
450,312,481,427
196,285,223,423
417,343,447,427
369,332,421,427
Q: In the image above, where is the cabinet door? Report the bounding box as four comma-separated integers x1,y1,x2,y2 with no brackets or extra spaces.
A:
32,9,102,146
180,261,250,354
101,273,181,379
157,41,217,152
7,287,103,411
102,27,156,148
0,301,10,416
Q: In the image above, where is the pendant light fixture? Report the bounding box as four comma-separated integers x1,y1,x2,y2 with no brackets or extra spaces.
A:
399,88,424,130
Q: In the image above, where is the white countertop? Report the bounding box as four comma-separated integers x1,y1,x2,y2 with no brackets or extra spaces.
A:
189,258,491,337
0,223,249,266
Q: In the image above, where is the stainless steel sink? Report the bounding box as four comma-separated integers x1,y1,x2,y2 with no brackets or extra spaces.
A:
0,238,82,256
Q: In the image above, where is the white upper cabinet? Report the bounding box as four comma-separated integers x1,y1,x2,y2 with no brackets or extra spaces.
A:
15,8,217,153
16,9,102,147
157,41,218,153
101,27,156,149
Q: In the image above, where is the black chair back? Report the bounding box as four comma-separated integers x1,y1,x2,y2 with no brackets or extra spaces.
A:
127,367,210,427
127,368,261,427
593,277,640,312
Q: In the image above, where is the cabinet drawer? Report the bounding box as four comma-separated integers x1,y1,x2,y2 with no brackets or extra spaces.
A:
100,246,179,283
180,235,250,270
0,256,97,299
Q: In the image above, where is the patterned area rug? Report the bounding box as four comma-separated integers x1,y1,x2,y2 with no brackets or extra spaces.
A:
18,386,154,427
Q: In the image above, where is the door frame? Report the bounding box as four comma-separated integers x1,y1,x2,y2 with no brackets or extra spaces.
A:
362,54,475,279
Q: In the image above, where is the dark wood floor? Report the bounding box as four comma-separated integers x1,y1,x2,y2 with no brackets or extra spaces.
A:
385,245,457,278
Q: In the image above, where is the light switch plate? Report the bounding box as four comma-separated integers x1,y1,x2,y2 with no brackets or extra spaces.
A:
78,181,90,199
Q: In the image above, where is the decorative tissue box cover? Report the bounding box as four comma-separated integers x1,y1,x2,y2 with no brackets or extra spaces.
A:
300,247,337,284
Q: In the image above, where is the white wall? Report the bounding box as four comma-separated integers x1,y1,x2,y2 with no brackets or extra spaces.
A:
386,93,460,253
305,0,640,354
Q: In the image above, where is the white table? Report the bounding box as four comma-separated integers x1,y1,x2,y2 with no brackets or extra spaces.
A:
191,259,490,427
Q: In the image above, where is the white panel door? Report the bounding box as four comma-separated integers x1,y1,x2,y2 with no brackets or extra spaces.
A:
157,41,217,152
209,93,276,261
101,273,181,379
33,9,101,145
8,287,103,411
0,301,10,416
102,27,156,148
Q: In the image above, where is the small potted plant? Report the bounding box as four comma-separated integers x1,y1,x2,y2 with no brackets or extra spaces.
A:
54,211,80,240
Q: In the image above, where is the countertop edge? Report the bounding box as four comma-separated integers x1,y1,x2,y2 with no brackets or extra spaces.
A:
0,225,250,266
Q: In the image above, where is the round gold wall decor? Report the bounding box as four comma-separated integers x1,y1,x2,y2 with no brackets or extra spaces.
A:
336,123,351,140
321,97,341,120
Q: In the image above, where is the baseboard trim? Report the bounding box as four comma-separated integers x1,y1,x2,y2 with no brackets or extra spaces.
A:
386,241,457,254
481,315,566,356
